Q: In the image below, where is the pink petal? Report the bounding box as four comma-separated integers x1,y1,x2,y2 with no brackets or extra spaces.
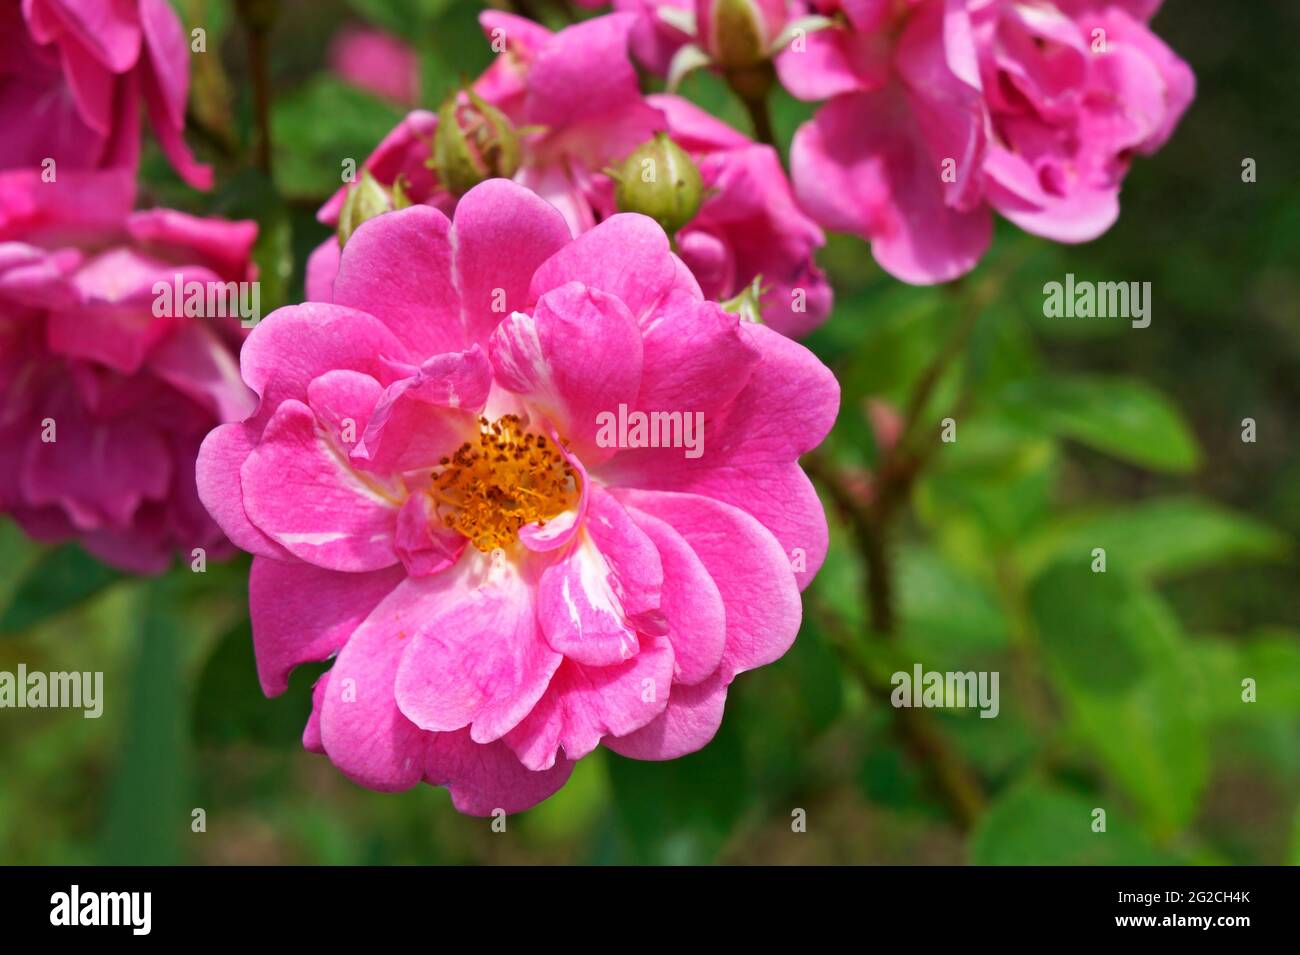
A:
506,631,674,770
604,323,838,589
351,347,491,473
318,591,431,792
536,486,663,667
489,281,643,464
792,90,992,284
195,422,291,560
32,0,143,73
241,399,401,572
250,556,405,695
333,205,465,359
125,209,257,281
238,302,411,426
147,323,256,423
627,509,725,685
20,384,170,530
451,179,572,348
394,491,466,577
634,299,760,419
529,213,681,322
393,553,561,743
617,489,801,682
305,368,383,453
426,728,574,816
605,670,728,760
304,238,340,302
523,13,662,163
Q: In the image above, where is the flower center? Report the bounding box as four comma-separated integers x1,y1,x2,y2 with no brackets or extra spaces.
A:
432,414,578,552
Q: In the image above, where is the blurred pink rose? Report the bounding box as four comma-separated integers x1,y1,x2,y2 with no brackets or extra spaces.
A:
973,0,1195,242
0,169,256,571
328,25,420,106
783,0,1193,283
0,0,212,189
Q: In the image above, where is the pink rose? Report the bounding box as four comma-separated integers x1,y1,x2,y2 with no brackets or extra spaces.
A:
305,12,831,338
782,0,994,283
973,0,1195,242
197,179,838,813
0,0,212,189
1,169,256,572
783,0,1192,283
328,25,420,107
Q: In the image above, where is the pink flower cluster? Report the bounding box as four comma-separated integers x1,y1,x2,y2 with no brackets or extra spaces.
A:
307,12,832,337
1,169,256,572
618,0,1194,283
199,180,838,812
0,0,1194,816
329,25,421,106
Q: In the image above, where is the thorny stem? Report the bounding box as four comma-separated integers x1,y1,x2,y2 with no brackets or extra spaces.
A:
802,279,1006,831
807,595,986,831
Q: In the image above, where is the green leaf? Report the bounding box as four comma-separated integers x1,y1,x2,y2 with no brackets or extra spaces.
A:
271,77,404,201
193,620,318,748
0,520,44,622
1189,630,1300,721
1028,563,1149,694
996,375,1201,473
0,543,123,635
914,416,1058,548
971,780,1175,865
897,545,1009,656
346,0,454,33
100,578,190,864
606,718,750,864
1030,565,1209,836
1022,496,1289,582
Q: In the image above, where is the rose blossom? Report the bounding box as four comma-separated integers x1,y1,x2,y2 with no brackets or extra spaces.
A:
782,0,1193,283
0,169,256,572
971,0,1195,242
328,25,420,107
197,179,838,813
0,0,213,189
305,12,830,338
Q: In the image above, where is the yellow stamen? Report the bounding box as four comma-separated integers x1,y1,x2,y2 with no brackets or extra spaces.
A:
432,414,578,552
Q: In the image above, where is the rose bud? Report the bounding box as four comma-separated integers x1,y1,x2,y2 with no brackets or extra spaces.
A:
613,133,704,236
433,88,521,196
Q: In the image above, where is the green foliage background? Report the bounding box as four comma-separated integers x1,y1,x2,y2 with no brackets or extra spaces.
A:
1,0,1297,865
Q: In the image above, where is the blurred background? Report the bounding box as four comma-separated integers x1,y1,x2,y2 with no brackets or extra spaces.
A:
1,0,1297,864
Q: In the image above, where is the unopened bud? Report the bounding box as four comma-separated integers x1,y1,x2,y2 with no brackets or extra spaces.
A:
433,89,521,196
698,0,785,70
338,171,410,247
613,134,703,236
